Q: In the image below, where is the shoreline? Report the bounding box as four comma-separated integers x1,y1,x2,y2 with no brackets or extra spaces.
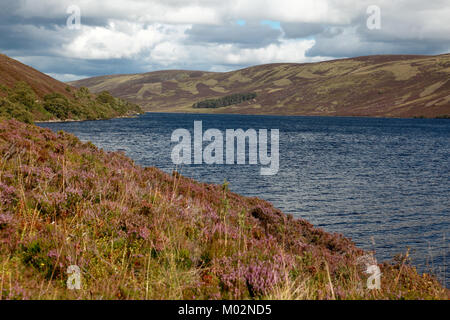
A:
34,113,142,124
34,110,450,123
134,110,449,121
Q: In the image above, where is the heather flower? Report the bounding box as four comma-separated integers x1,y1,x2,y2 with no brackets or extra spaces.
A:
66,186,82,198
2,173,14,180
0,213,13,229
49,191,67,205
41,166,55,180
245,260,283,296
0,182,17,205
47,249,58,259
139,227,150,240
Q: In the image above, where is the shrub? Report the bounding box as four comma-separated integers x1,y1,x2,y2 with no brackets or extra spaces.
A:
43,93,71,119
0,83,143,123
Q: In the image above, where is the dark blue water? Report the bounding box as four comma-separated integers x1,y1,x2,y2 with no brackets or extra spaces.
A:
39,113,449,287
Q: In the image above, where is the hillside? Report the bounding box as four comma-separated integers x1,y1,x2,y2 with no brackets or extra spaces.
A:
0,54,143,123
0,119,448,299
70,54,450,118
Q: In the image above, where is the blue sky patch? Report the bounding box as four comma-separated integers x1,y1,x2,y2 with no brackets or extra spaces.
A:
260,20,281,30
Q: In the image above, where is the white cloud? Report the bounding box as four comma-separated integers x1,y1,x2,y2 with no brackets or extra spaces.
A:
150,40,190,66
145,38,320,69
60,17,320,67
230,0,356,24
62,22,189,59
222,39,317,65
46,72,90,82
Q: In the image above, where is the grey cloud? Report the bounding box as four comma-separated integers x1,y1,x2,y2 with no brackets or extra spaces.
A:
306,9,450,58
11,55,152,80
281,22,324,38
10,53,240,82
0,24,74,55
185,23,282,48
306,28,450,58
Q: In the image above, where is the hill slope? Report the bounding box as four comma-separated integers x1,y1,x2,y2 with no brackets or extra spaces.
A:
0,119,447,299
70,54,450,118
0,54,143,123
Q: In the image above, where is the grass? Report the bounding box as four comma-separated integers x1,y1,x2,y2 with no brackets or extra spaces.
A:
0,119,448,300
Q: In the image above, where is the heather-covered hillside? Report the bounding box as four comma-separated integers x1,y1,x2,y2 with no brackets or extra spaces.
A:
0,119,447,299
70,54,450,119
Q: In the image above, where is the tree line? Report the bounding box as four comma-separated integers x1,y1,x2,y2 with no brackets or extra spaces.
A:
192,92,257,109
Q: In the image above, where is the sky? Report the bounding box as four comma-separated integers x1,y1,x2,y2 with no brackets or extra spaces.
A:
1,0,449,82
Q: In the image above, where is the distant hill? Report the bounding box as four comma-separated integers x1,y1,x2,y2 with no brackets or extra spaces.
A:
70,54,450,118
0,54,143,123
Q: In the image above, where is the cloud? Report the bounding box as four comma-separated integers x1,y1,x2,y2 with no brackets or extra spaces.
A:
185,22,282,48
281,22,325,38
0,0,448,81
46,73,90,82
306,1,450,57
62,21,188,60
221,39,318,65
